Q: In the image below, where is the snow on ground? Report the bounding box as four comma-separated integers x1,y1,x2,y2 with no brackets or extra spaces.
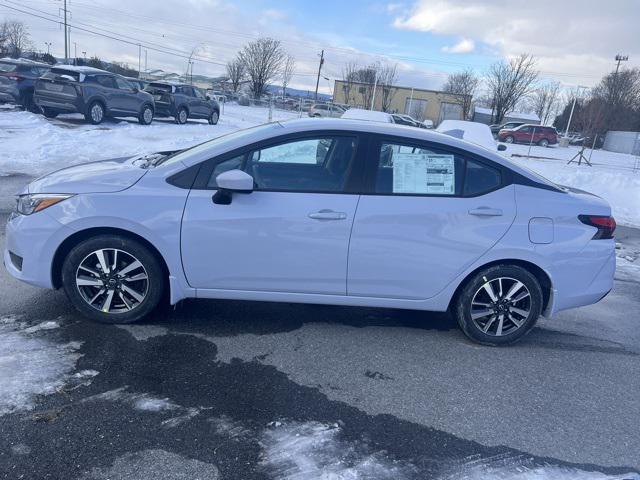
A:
500,143,640,227
0,104,299,177
0,315,84,415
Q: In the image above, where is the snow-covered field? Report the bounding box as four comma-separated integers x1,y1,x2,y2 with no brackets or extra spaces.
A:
0,106,638,226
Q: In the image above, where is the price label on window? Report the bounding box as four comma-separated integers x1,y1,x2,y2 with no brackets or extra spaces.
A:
392,153,455,194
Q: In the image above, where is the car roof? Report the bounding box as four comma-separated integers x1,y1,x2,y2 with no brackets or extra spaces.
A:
0,57,50,67
341,108,393,122
149,81,192,87
51,65,111,74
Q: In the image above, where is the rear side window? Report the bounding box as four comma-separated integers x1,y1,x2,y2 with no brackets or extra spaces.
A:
375,142,463,196
0,62,17,73
463,159,502,196
42,69,81,82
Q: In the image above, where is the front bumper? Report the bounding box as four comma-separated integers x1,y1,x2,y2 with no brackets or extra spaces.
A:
4,210,73,289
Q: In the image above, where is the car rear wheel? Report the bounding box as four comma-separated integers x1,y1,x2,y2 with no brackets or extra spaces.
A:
175,107,188,124
504,135,514,144
41,107,59,118
61,235,164,324
208,110,219,125
139,105,154,125
86,101,105,125
538,138,549,147
454,264,543,345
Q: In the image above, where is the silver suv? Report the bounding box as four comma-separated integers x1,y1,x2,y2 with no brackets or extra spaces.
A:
308,103,346,118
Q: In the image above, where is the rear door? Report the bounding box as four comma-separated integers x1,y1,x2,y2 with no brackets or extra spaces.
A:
181,132,364,294
347,136,516,300
113,76,140,114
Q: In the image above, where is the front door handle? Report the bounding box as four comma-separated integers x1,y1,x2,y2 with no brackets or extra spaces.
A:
468,207,503,217
308,209,347,221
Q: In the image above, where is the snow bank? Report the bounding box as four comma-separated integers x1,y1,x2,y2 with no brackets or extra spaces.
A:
0,315,82,416
0,105,298,177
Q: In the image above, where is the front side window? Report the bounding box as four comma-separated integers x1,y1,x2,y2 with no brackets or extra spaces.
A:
207,136,357,193
95,75,116,88
194,88,206,99
375,142,463,196
115,77,133,90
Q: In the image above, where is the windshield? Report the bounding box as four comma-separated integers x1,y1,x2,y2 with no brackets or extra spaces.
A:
158,123,282,167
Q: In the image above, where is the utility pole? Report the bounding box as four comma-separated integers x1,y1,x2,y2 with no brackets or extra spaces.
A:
314,49,324,101
565,85,587,136
144,49,148,75
63,0,68,61
369,74,378,110
614,54,629,74
138,44,142,77
73,42,77,64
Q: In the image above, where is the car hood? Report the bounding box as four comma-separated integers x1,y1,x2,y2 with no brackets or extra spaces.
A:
28,156,149,195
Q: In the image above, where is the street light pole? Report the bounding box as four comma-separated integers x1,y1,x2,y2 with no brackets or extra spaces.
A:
44,42,52,55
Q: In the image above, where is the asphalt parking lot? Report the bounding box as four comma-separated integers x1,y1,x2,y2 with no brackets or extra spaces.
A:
1,197,640,478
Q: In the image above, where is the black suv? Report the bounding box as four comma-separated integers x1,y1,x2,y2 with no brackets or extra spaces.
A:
0,58,51,111
34,66,155,125
145,82,220,125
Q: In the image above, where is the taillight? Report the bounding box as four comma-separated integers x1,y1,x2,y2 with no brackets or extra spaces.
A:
7,74,22,81
578,215,616,239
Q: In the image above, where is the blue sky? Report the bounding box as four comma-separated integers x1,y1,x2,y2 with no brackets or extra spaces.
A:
2,0,638,93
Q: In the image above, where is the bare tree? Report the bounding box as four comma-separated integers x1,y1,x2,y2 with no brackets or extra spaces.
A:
341,61,359,106
529,81,561,124
1,20,32,58
485,54,538,124
238,37,286,99
226,56,246,94
352,64,377,108
280,54,295,98
592,68,640,130
378,62,398,112
442,69,479,120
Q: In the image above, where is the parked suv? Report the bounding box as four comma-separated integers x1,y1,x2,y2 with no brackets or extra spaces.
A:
0,58,51,112
490,121,525,136
308,103,345,118
498,124,558,147
34,66,155,125
144,82,220,125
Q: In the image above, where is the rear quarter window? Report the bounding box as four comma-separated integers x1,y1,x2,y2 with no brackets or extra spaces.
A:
42,69,81,82
0,62,17,72
463,159,502,196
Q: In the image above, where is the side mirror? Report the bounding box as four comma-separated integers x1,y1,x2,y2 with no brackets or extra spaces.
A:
497,144,507,151
213,169,254,204
132,87,139,93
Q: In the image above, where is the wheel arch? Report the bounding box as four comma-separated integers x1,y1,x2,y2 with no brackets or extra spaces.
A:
448,258,553,315
51,226,169,290
85,96,107,115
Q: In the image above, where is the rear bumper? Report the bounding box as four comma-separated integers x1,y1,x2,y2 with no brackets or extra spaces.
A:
547,241,616,315
34,92,84,113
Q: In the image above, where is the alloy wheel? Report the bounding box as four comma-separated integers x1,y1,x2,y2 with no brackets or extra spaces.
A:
210,111,219,124
143,107,153,124
179,109,187,123
75,248,149,314
469,277,531,336
91,104,104,123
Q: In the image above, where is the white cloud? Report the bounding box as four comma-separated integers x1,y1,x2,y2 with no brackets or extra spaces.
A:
392,0,640,86
442,38,475,54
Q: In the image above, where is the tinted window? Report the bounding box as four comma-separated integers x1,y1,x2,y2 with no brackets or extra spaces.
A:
463,159,502,196
0,62,17,73
207,136,357,193
375,141,463,196
95,75,116,88
193,88,206,99
115,77,133,90
42,69,80,82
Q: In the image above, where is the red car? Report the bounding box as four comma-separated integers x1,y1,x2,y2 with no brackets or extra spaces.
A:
498,124,558,147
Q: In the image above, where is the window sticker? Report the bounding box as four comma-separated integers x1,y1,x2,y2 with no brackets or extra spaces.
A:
392,153,455,194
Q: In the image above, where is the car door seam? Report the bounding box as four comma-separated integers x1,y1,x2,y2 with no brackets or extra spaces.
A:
345,194,361,296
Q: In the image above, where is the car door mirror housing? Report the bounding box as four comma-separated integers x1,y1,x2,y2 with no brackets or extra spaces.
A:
213,169,254,205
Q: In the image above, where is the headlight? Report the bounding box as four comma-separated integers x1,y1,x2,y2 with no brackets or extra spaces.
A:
16,194,74,215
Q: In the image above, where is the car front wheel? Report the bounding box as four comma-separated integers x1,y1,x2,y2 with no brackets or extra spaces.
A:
175,107,188,124
454,264,543,345
61,235,164,324
139,105,154,125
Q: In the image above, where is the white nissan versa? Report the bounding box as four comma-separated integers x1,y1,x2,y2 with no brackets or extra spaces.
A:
4,118,616,345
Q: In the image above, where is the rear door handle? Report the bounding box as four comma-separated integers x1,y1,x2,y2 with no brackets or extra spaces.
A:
308,209,347,221
468,207,503,217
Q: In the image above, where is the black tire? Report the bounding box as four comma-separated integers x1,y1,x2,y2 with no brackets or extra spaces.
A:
208,109,219,125
504,135,515,144
85,101,105,125
538,138,549,147
175,107,188,124
454,264,543,346
139,104,154,125
42,107,59,118
61,235,164,324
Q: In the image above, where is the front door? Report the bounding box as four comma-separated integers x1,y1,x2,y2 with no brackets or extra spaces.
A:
348,138,516,300
181,133,361,294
